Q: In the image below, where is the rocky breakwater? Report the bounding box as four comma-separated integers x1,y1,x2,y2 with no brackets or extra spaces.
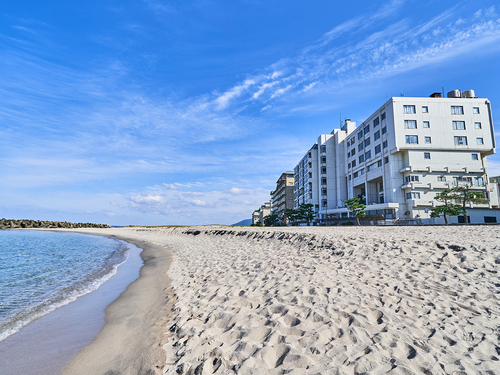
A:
0,218,111,230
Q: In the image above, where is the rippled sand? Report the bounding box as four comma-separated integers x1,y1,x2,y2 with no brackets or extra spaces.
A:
65,226,500,374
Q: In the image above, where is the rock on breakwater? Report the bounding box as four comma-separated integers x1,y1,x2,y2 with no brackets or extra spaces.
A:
0,218,111,230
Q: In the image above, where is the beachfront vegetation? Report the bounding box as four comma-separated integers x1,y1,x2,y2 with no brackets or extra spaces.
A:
283,204,316,225
430,186,487,224
430,188,465,224
343,197,366,226
264,212,279,227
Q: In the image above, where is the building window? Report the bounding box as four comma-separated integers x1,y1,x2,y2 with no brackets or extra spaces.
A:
348,175,351,180
374,117,380,127
377,160,382,167
358,132,363,140
353,171,359,178
358,143,364,151
437,176,446,182
360,169,365,175
404,105,415,114
425,136,431,144
405,175,419,183
477,138,484,145
322,188,327,196
424,152,431,159
382,126,387,134
364,138,370,147
347,151,350,158
473,107,480,114
423,121,430,128
475,122,482,129
406,192,421,199
383,140,388,149
422,106,428,113
321,177,327,185
405,135,418,144
289,204,293,207
348,162,351,169
365,150,371,160
472,154,478,160
453,121,466,130
320,145,326,153
474,177,484,186
352,159,356,167
359,155,365,163
367,164,375,172
374,130,380,140
322,200,327,208
405,120,417,129
381,112,386,120
351,148,356,156
351,137,355,144
321,156,326,163
451,106,464,115
364,125,370,135
454,136,467,145
321,166,327,174
375,144,381,154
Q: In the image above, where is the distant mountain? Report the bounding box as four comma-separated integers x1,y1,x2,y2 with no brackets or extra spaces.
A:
231,219,252,226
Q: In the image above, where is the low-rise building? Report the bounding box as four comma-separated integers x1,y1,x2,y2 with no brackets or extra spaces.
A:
252,202,272,225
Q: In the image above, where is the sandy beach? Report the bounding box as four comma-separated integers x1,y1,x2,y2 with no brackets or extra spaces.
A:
56,225,500,374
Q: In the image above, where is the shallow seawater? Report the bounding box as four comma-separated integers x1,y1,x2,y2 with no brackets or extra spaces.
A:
0,230,127,342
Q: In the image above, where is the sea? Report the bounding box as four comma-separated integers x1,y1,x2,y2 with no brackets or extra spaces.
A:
0,229,144,374
0,229,131,343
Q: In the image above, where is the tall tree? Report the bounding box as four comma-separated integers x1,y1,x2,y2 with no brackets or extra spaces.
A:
343,196,366,225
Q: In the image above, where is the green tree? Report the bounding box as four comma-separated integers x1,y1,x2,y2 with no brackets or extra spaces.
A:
297,203,315,225
284,208,298,224
343,196,366,225
429,188,465,224
454,185,488,224
263,212,279,227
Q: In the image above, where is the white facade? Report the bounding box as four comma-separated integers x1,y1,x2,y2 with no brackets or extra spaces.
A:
296,91,497,224
294,144,319,211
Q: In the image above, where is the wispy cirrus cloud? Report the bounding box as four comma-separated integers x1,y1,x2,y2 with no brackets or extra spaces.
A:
206,2,500,114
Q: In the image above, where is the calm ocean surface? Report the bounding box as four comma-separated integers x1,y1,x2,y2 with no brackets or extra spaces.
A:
0,230,128,342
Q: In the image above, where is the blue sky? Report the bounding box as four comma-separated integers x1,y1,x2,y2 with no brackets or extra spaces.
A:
1,0,500,226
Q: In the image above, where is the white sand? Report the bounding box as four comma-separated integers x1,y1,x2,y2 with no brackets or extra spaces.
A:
64,226,500,374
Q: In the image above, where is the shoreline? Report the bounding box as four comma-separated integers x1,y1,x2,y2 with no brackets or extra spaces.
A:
61,232,175,375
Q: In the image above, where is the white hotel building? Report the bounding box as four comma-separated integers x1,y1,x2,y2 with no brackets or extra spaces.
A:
294,90,499,224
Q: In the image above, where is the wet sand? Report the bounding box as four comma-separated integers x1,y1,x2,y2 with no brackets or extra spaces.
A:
61,234,175,375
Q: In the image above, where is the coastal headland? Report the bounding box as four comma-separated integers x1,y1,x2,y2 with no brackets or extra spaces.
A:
50,226,499,374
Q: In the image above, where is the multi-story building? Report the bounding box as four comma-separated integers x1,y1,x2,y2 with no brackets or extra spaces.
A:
294,144,319,212
270,172,295,223
252,202,272,225
296,89,499,224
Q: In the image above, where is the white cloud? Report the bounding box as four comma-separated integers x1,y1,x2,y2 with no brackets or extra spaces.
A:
131,194,165,204
215,79,255,109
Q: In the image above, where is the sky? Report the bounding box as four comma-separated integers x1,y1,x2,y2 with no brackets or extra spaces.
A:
1,0,500,226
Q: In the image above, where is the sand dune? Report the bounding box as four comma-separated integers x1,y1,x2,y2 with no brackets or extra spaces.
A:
64,226,500,374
